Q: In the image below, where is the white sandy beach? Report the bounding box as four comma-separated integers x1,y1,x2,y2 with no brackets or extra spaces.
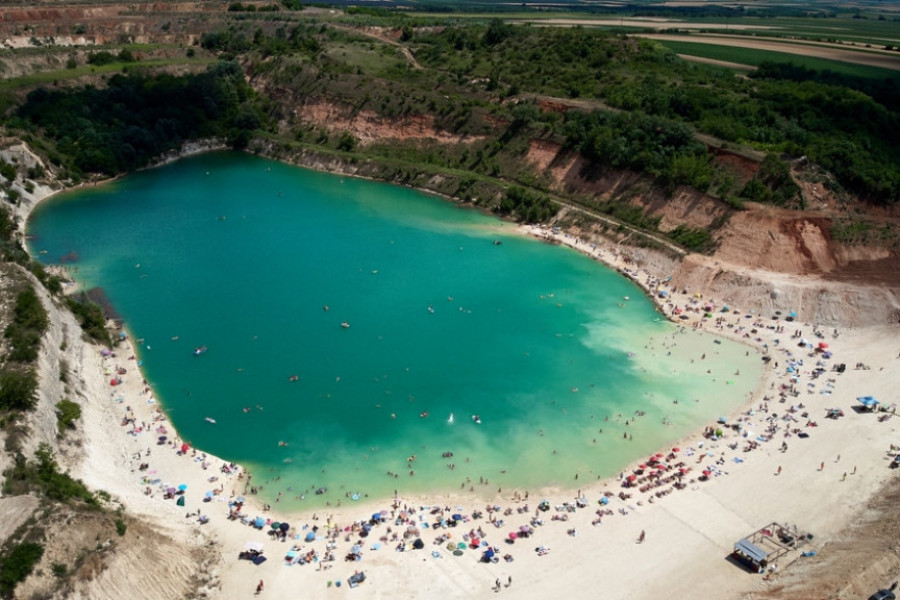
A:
30,215,896,600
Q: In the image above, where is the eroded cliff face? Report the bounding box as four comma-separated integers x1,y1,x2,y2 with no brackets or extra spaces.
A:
517,139,900,325
295,99,486,146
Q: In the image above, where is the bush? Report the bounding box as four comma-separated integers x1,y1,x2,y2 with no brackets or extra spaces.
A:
337,132,357,152
4,287,49,363
12,287,49,332
0,542,44,598
87,51,117,66
668,224,715,252
0,368,39,411
55,399,81,433
65,295,111,346
0,161,15,181
497,186,557,223
115,519,127,536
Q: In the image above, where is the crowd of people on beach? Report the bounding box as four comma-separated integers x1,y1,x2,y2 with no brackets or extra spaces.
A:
97,225,899,594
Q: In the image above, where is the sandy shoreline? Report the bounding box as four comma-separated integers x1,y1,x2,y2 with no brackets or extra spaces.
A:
17,151,900,599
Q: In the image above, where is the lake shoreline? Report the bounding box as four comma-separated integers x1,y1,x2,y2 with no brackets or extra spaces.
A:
16,145,900,600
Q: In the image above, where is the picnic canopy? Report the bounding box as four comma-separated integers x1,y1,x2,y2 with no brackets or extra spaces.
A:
857,396,879,409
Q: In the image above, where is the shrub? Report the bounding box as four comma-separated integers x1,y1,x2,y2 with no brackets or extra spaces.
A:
87,51,117,66
0,542,44,598
0,368,39,411
4,287,49,363
55,399,81,433
65,295,111,346
115,519,127,536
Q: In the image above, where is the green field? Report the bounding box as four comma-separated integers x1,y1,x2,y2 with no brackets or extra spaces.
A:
683,16,900,46
657,39,900,79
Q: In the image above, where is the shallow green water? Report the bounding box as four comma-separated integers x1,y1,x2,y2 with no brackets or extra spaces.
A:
27,151,761,508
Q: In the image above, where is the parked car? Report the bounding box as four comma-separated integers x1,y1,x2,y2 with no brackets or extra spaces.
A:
869,581,898,600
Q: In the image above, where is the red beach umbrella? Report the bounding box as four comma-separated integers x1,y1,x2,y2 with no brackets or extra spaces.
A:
655,453,664,459
672,447,680,453
508,532,517,540
638,464,647,470
627,474,637,481
818,342,829,349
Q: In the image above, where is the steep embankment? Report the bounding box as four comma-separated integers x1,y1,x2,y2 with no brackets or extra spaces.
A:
0,142,217,599
517,138,900,326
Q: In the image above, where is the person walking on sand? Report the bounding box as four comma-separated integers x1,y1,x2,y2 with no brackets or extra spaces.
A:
256,580,264,595
638,530,646,543
776,466,782,475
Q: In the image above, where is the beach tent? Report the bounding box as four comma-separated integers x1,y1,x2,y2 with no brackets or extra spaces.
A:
176,496,185,507
857,396,879,410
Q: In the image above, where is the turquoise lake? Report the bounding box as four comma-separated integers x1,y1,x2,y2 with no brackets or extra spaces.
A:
27,151,762,509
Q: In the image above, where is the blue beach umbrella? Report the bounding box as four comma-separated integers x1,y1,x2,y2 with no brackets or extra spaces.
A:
178,484,187,491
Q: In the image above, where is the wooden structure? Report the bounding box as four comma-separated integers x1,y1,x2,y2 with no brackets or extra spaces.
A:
731,522,804,573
